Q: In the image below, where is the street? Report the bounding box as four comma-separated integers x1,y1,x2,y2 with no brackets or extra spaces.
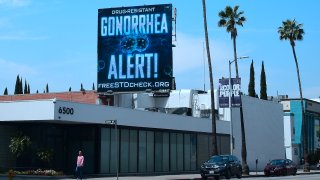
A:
1,172,320,180
59,174,320,180
248,174,320,180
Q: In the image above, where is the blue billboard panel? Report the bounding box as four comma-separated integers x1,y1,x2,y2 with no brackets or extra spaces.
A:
219,78,241,108
97,4,173,92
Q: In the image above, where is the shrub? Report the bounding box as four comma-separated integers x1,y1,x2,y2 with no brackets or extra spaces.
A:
8,133,31,158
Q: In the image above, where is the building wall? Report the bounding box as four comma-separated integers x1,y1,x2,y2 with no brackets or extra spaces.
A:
290,101,303,145
0,99,55,121
100,127,230,174
232,96,285,171
282,99,320,159
0,125,16,169
0,99,231,175
283,113,300,164
0,91,98,104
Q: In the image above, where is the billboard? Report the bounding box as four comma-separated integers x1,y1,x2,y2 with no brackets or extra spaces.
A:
219,78,241,108
97,4,173,92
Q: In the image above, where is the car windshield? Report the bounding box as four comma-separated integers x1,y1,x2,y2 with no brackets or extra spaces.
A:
207,156,229,163
269,159,285,165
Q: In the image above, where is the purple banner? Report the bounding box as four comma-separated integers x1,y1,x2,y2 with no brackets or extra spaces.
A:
219,78,241,108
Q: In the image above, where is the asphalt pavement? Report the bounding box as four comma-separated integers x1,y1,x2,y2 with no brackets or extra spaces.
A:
1,169,320,180
61,169,320,180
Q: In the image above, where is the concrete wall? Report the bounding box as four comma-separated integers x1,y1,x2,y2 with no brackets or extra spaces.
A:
53,100,230,134
232,96,285,171
0,99,55,121
0,99,230,134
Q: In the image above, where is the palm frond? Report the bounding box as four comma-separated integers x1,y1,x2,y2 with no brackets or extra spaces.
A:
234,5,240,13
218,5,245,38
218,19,227,27
278,18,304,43
218,10,227,18
225,6,233,17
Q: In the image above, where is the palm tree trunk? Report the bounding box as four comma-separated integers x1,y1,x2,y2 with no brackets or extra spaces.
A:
233,37,239,78
291,44,309,171
240,105,249,174
202,0,218,156
232,33,249,175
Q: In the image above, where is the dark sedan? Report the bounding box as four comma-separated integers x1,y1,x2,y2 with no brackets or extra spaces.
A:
200,155,242,180
264,159,297,176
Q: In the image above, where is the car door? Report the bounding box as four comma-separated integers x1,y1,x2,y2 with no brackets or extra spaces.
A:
232,156,241,174
285,159,293,174
228,155,237,175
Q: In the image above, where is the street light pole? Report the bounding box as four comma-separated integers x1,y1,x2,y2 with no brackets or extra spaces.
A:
105,120,118,180
228,56,249,155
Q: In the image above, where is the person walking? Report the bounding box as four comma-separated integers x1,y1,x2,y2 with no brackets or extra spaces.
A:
75,150,84,180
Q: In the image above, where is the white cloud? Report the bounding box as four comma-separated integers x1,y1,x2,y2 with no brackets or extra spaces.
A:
0,58,36,76
172,32,239,90
0,0,30,7
173,32,233,75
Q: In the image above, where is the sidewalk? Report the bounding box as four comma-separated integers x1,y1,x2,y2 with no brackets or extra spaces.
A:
75,169,320,180
1,169,320,180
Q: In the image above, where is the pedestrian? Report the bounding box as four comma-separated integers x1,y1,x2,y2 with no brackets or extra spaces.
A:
75,150,84,180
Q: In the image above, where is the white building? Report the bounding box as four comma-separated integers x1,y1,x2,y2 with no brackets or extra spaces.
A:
0,89,284,174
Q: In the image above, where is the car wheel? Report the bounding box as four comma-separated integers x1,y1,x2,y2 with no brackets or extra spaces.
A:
293,169,297,176
236,171,242,179
283,169,288,176
225,169,231,179
214,176,220,180
201,174,207,179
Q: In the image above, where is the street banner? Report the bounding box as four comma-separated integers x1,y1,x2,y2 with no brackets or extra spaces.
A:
219,78,241,108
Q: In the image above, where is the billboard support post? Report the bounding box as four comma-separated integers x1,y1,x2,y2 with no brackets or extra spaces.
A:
105,120,118,180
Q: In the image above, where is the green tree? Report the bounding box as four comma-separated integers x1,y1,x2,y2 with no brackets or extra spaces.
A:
9,133,32,158
36,90,39,94
24,79,28,94
69,87,72,92
92,83,95,90
46,83,49,93
202,0,218,155
218,5,249,174
14,75,20,95
80,83,85,91
248,60,256,97
19,77,23,94
4,87,8,95
27,84,30,94
278,19,308,171
260,61,267,100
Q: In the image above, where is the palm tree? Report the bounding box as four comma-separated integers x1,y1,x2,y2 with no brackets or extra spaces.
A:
218,5,246,78
218,5,249,175
202,0,218,156
278,19,308,171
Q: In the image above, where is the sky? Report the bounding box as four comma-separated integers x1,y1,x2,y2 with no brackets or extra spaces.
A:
0,0,319,98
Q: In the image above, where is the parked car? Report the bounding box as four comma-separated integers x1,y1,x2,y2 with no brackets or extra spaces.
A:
264,159,297,176
200,155,242,180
